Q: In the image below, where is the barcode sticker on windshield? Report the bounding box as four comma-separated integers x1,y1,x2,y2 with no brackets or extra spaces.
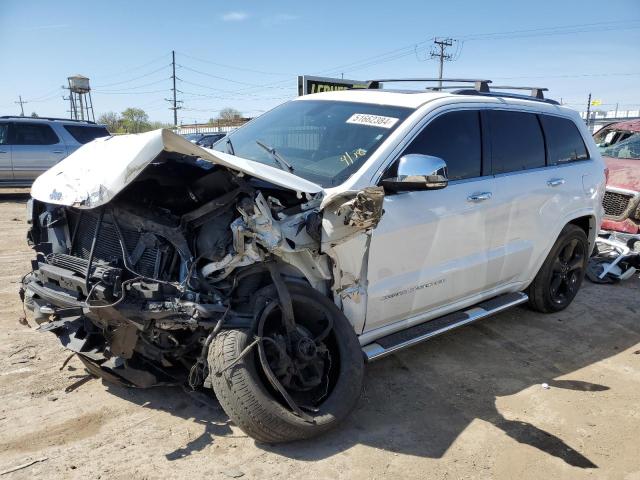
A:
346,113,399,129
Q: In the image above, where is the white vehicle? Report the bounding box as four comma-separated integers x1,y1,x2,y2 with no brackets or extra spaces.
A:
23,79,605,443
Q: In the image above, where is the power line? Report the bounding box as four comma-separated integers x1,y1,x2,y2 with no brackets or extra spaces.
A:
493,72,640,80
93,77,170,93
94,53,170,80
93,64,170,88
176,51,293,77
177,64,264,87
456,19,640,40
92,89,167,95
316,19,640,76
27,87,63,102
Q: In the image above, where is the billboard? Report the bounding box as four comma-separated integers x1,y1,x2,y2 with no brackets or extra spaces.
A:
297,75,369,96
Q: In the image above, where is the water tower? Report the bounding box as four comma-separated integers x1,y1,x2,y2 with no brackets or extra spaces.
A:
67,74,95,122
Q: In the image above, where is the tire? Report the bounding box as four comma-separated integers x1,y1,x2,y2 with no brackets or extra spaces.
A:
208,283,364,443
527,224,589,313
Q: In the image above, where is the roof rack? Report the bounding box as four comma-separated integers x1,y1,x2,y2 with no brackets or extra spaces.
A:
489,86,548,100
365,78,558,103
366,78,492,92
0,116,96,124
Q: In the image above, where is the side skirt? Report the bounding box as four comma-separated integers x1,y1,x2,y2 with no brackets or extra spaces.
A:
362,291,528,361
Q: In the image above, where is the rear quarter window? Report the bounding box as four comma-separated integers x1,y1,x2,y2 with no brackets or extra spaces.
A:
64,125,110,144
539,115,589,165
488,110,546,174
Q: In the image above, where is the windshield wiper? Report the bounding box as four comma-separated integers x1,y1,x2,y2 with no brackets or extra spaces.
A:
255,140,294,172
225,137,235,156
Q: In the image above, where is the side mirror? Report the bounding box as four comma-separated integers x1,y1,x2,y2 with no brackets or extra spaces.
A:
381,154,448,192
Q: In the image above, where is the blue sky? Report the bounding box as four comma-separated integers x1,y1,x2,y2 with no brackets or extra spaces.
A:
1,0,639,124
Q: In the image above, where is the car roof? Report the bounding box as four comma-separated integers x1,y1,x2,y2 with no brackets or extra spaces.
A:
293,88,575,116
602,119,640,132
0,116,102,126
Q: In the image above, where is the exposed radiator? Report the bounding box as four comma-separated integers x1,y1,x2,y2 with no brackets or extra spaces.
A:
67,211,161,278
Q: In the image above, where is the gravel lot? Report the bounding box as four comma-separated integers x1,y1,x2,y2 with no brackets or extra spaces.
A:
0,191,639,479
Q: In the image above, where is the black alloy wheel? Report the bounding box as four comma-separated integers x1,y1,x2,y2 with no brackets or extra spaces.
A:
549,238,586,306
528,224,589,313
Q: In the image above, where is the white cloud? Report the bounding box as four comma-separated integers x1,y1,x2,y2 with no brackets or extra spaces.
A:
221,11,248,22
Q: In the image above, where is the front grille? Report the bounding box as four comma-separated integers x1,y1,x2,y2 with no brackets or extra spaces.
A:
68,211,160,278
602,191,633,218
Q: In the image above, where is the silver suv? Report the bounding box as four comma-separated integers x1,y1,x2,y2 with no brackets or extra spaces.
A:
0,116,109,186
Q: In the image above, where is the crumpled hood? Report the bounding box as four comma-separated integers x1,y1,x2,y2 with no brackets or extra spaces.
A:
604,156,640,192
31,129,323,208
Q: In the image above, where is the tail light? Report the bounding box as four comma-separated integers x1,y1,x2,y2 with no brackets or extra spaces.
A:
604,167,609,183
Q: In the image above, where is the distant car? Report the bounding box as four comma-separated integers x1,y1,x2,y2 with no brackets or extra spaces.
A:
196,133,226,148
0,116,110,187
182,133,205,143
593,120,640,235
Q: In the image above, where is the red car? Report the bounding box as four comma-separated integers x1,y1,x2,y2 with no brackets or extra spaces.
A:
594,119,640,235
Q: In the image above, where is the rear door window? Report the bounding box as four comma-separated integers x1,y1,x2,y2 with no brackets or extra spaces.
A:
64,125,110,144
488,110,545,174
402,110,483,180
539,115,589,165
10,123,59,145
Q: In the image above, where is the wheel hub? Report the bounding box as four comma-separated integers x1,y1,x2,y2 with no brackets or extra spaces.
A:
263,327,327,393
296,336,318,362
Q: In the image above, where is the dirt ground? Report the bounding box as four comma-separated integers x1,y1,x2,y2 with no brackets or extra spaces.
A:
0,191,639,480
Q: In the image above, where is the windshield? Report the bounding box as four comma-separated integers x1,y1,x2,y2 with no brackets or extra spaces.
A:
213,100,413,187
599,132,640,160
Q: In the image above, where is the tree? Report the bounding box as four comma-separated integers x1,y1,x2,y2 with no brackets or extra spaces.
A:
30,112,39,118
120,108,150,133
97,111,121,133
218,107,242,123
97,109,168,134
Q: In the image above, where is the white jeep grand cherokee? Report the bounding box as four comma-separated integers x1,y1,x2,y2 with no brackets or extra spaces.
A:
23,79,605,443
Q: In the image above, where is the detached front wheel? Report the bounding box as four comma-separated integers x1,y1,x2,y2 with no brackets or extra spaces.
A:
208,283,364,443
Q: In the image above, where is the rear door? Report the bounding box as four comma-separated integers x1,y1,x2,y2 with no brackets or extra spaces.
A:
10,122,68,181
0,122,11,181
365,109,503,331
487,110,591,285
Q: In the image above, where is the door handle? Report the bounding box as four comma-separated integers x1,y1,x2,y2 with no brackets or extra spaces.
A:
547,178,566,187
52,150,64,154
0,150,7,154
467,192,492,202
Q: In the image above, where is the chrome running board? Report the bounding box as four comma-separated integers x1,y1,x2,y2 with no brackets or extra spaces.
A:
362,292,528,361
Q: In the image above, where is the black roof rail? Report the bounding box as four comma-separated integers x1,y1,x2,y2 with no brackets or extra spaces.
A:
489,86,548,100
366,78,492,93
365,77,559,103
453,89,560,105
0,115,97,124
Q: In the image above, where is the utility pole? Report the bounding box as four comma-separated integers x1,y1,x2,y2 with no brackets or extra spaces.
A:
430,38,454,90
165,50,182,128
15,95,27,116
585,93,592,131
